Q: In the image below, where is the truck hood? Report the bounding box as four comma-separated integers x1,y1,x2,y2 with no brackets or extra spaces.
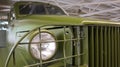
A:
17,15,84,24
12,15,84,31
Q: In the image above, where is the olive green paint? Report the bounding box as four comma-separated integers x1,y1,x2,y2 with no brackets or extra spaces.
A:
0,1,120,67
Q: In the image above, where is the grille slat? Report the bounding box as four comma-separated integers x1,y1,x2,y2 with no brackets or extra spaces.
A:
94,26,99,67
89,26,95,67
111,27,114,67
115,27,117,67
117,27,120,67
76,26,81,67
108,27,111,67
104,27,108,67
100,27,103,67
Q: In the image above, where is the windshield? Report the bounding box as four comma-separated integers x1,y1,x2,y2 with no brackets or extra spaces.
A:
19,4,65,15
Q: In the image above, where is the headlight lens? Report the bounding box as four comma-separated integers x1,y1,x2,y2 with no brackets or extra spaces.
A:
29,31,57,60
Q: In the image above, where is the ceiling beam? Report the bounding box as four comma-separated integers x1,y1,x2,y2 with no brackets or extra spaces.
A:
0,5,10,9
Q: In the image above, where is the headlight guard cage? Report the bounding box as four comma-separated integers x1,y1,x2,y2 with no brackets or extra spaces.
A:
28,30,57,61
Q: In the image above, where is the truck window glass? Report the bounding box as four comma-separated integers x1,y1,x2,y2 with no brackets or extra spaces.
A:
19,4,65,15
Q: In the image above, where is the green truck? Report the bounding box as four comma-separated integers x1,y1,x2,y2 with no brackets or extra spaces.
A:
0,1,120,67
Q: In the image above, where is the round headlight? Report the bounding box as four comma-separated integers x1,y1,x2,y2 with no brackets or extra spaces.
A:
29,31,57,60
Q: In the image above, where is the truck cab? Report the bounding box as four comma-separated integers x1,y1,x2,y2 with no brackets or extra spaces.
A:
3,1,87,67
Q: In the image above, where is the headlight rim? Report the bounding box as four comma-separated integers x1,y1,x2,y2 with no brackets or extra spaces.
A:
28,30,57,61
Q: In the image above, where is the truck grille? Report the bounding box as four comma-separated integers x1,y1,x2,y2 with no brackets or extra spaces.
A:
88,26,120,67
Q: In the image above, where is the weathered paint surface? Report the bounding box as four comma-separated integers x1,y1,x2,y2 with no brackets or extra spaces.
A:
1,1,120,67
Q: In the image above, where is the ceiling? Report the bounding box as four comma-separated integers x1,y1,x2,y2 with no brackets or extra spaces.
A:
0,0,10,21
0,0,10,14
0,0,120,21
